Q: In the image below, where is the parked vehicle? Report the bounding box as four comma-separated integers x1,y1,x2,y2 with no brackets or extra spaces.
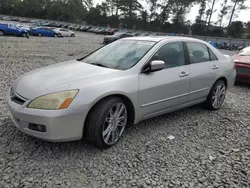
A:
95,28,107,34
30,27,58,37
103,32,135,44
0,23,28,38
233,46,250,83
107,28,118,35
53,28,75,37
7,37,236,148
17,24,31,32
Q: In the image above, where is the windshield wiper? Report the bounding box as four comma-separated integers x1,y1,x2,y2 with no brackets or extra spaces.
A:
91,63,108,68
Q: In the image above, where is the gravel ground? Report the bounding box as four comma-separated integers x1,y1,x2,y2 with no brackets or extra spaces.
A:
0,33,249,188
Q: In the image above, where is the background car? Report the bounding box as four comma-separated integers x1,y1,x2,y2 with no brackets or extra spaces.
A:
53,28,75,37
233,46,250,83
0,23,28,37
103,32,135,44
30,27,58,37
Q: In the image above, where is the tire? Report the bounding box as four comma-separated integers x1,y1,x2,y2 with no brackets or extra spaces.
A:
57,33,62,37
0,30,4,36
204,80,227,111
71,33,75,37
85,97,128,149
38,33,42,37
22,33,26,37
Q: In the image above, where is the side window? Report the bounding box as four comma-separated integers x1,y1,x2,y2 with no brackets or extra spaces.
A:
186,43,210,64
151,42,185,68
209,49,218,61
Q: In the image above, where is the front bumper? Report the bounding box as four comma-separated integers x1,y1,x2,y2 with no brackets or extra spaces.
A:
7,89,88,142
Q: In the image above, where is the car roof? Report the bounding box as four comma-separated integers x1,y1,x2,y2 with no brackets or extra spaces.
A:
124,36,205,43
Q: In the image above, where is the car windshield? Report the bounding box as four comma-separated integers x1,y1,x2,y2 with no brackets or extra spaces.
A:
238,47,250,56
81,40,156,70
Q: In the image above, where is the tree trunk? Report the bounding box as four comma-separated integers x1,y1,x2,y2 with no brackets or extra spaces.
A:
207,0,216,30
115,0,119,17
228,0,237,28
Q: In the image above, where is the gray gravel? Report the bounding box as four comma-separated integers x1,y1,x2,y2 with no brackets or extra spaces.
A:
0,33,250,188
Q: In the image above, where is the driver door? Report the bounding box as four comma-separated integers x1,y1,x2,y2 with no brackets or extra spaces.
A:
139,42,190,118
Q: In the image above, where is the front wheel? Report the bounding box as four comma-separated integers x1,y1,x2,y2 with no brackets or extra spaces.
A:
204,80,227,110
71,33,75,37
85,97,128,148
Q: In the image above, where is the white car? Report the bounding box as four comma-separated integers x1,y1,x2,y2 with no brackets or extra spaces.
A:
53,28,75,37
17,24,30,32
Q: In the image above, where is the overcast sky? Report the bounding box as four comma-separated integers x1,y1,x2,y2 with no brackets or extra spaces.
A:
93,0,250,26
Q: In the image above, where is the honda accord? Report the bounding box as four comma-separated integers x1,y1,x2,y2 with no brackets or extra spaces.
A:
7,37,236,148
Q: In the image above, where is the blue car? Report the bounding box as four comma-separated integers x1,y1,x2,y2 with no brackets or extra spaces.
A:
208,41,217,48
30,27,58,37
0,23,28,37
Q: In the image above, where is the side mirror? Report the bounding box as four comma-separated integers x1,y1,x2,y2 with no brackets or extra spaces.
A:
144,60,165,73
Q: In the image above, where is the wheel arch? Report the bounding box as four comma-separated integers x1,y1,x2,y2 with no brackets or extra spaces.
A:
82,93,136,136
216,77,228,88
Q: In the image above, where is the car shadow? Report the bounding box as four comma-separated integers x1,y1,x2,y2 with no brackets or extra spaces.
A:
234,82,250,88
0,103,222,160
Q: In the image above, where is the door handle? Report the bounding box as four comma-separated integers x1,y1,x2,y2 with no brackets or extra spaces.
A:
212,65,219,70
179,71,189,77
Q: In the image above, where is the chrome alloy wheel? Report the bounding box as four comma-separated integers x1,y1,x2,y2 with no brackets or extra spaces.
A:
102,103,127,145
212,82,226,109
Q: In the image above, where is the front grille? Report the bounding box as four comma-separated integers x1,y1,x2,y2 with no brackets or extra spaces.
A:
10,88,27,105
12,95,26,105
236,66,250,75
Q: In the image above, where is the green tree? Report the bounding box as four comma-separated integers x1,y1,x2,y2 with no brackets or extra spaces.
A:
228,21,244,38
217,0,229,27
147,0,159,22
171,0,196,33
227,0,248,29
206,0,219,30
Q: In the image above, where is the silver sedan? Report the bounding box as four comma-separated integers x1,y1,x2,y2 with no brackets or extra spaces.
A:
7,37,236,148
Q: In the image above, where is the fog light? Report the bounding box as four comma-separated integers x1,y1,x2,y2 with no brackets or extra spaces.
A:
28,123,46,132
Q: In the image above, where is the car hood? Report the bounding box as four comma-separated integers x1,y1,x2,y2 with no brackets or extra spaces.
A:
233,55,250,64
13,60,120,99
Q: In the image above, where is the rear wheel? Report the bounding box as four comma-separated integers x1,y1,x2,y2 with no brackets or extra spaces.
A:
38,33,42,37
71,33,75,37
85,97,128,148
0,30,4,36
57,33,62,37
204,80,227,110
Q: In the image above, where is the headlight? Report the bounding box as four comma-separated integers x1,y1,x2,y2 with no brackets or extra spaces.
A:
28,90,79,110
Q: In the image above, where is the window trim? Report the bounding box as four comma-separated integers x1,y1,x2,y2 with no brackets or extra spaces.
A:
184,42,213,64
141,41,188,73
208,48,218,61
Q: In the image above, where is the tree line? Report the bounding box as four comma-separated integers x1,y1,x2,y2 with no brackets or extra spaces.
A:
0,0,249,38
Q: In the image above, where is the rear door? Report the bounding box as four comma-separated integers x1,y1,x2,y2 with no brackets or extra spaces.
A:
185,42,220,101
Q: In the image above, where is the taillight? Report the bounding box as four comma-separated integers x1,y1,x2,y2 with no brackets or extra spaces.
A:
234,63,236,69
